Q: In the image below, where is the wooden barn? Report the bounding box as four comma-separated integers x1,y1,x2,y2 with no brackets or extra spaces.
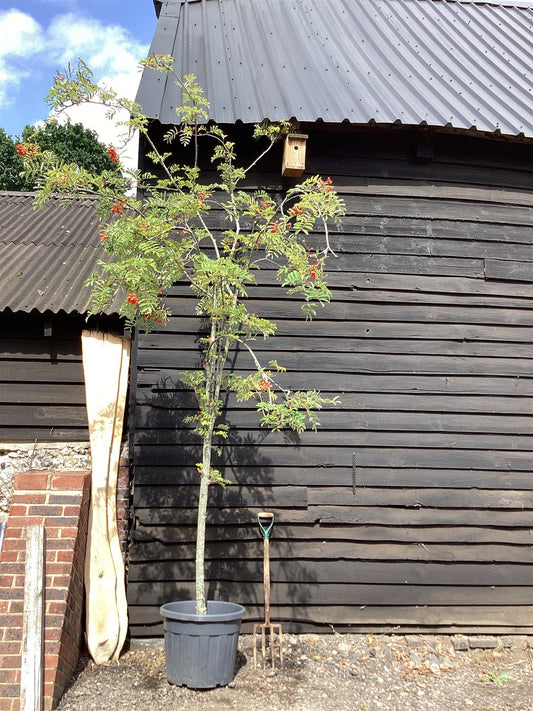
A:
128,0,533,635
0,191,122,442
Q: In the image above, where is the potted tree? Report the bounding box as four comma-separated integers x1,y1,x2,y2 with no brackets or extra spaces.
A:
24,57,344,688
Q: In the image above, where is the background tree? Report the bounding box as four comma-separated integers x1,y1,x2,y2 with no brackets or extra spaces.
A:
0,128,27,191
22,122,118,175
0,122,119,191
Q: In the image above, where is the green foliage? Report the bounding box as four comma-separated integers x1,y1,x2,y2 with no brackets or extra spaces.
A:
0,118,119,192
24,58,345,615
22,122,118,174
0,128,31,191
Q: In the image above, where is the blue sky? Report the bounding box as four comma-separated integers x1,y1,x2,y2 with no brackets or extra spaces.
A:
0,0,157,152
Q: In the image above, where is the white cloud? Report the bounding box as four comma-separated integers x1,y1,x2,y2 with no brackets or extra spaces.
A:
0,9,44,57
0,10,45,105
42,15,149,174
46,14,147,73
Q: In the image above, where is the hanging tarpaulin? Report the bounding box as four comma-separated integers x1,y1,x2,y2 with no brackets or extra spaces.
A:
82,330,130,664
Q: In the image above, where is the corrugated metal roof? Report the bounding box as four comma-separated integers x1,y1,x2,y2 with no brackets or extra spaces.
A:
0,192,120,315
137,0,533,137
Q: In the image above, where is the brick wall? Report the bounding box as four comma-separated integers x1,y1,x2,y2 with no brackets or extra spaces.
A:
116,456,131,555
0,471,91,711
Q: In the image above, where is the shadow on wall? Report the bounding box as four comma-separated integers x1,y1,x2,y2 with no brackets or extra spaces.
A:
129,371,317,629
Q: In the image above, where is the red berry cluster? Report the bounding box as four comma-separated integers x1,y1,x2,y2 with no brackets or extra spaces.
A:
142,313,162,323
127,293,140,305
107,146,120,163
319,176,333,192
111,199,125,215
16,143,38,157
309,258,322,280
289,204,303,217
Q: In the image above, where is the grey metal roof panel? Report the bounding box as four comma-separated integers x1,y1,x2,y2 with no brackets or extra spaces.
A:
0,192,121,315
136,0,533,137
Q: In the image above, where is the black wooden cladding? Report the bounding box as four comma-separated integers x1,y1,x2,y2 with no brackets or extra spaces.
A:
130,126,533,636
0,311,122,442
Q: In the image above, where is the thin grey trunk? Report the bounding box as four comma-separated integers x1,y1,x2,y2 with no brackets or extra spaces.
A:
195,438,211,615
195,307,230,615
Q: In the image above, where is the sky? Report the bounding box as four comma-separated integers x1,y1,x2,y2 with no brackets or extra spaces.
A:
0,0,158,165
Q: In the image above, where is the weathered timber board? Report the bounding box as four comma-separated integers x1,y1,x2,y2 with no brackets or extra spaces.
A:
128,540,533,564
0,405,87,428
0,383,86,404
306,155,533,190
134,505,533,527
318,234,533,262
134,408,533,435
351,272,533,297
0,338,82,360
133,484,307,509
136,391,533,415
313,180,533,208
136,373,533,396
162,298,533,326
134,429,533,450
486,258,533,282
128,603,533,628
134,445,533,470
337,194,533,226
136,350,533,377
154,316,533,341
307,487,533,509
127,560,533,586
127,582,533,607
132,464,533,489
133,485,533,511
0,360,84,382
131,523,533,545
139,335,533,357
164,279,533,304
0,427,88,441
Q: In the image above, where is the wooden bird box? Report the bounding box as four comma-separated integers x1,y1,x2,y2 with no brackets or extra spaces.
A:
282,133,308,177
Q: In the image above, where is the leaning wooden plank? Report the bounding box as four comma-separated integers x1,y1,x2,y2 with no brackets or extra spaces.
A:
107,333,130,662
82,330,130,665
20,525,45,711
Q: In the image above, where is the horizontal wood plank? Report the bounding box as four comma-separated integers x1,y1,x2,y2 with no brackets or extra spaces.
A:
127,581,533,607
132,465,533,489
131,523,533,545
135,505,533,527
127,559,533,586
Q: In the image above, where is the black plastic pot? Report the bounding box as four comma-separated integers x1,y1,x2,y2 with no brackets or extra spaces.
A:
160,600,245,689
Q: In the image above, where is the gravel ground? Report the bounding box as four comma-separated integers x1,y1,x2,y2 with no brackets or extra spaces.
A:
57,633,533,710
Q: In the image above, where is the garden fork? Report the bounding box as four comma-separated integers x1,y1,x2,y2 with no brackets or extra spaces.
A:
253,512,284,669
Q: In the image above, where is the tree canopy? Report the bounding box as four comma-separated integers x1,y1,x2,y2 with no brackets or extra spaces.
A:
0,122,119,191
0,128,27,191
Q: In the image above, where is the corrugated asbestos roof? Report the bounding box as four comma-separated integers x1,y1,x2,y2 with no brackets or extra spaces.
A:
137,0,533,137
0,192,120,315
